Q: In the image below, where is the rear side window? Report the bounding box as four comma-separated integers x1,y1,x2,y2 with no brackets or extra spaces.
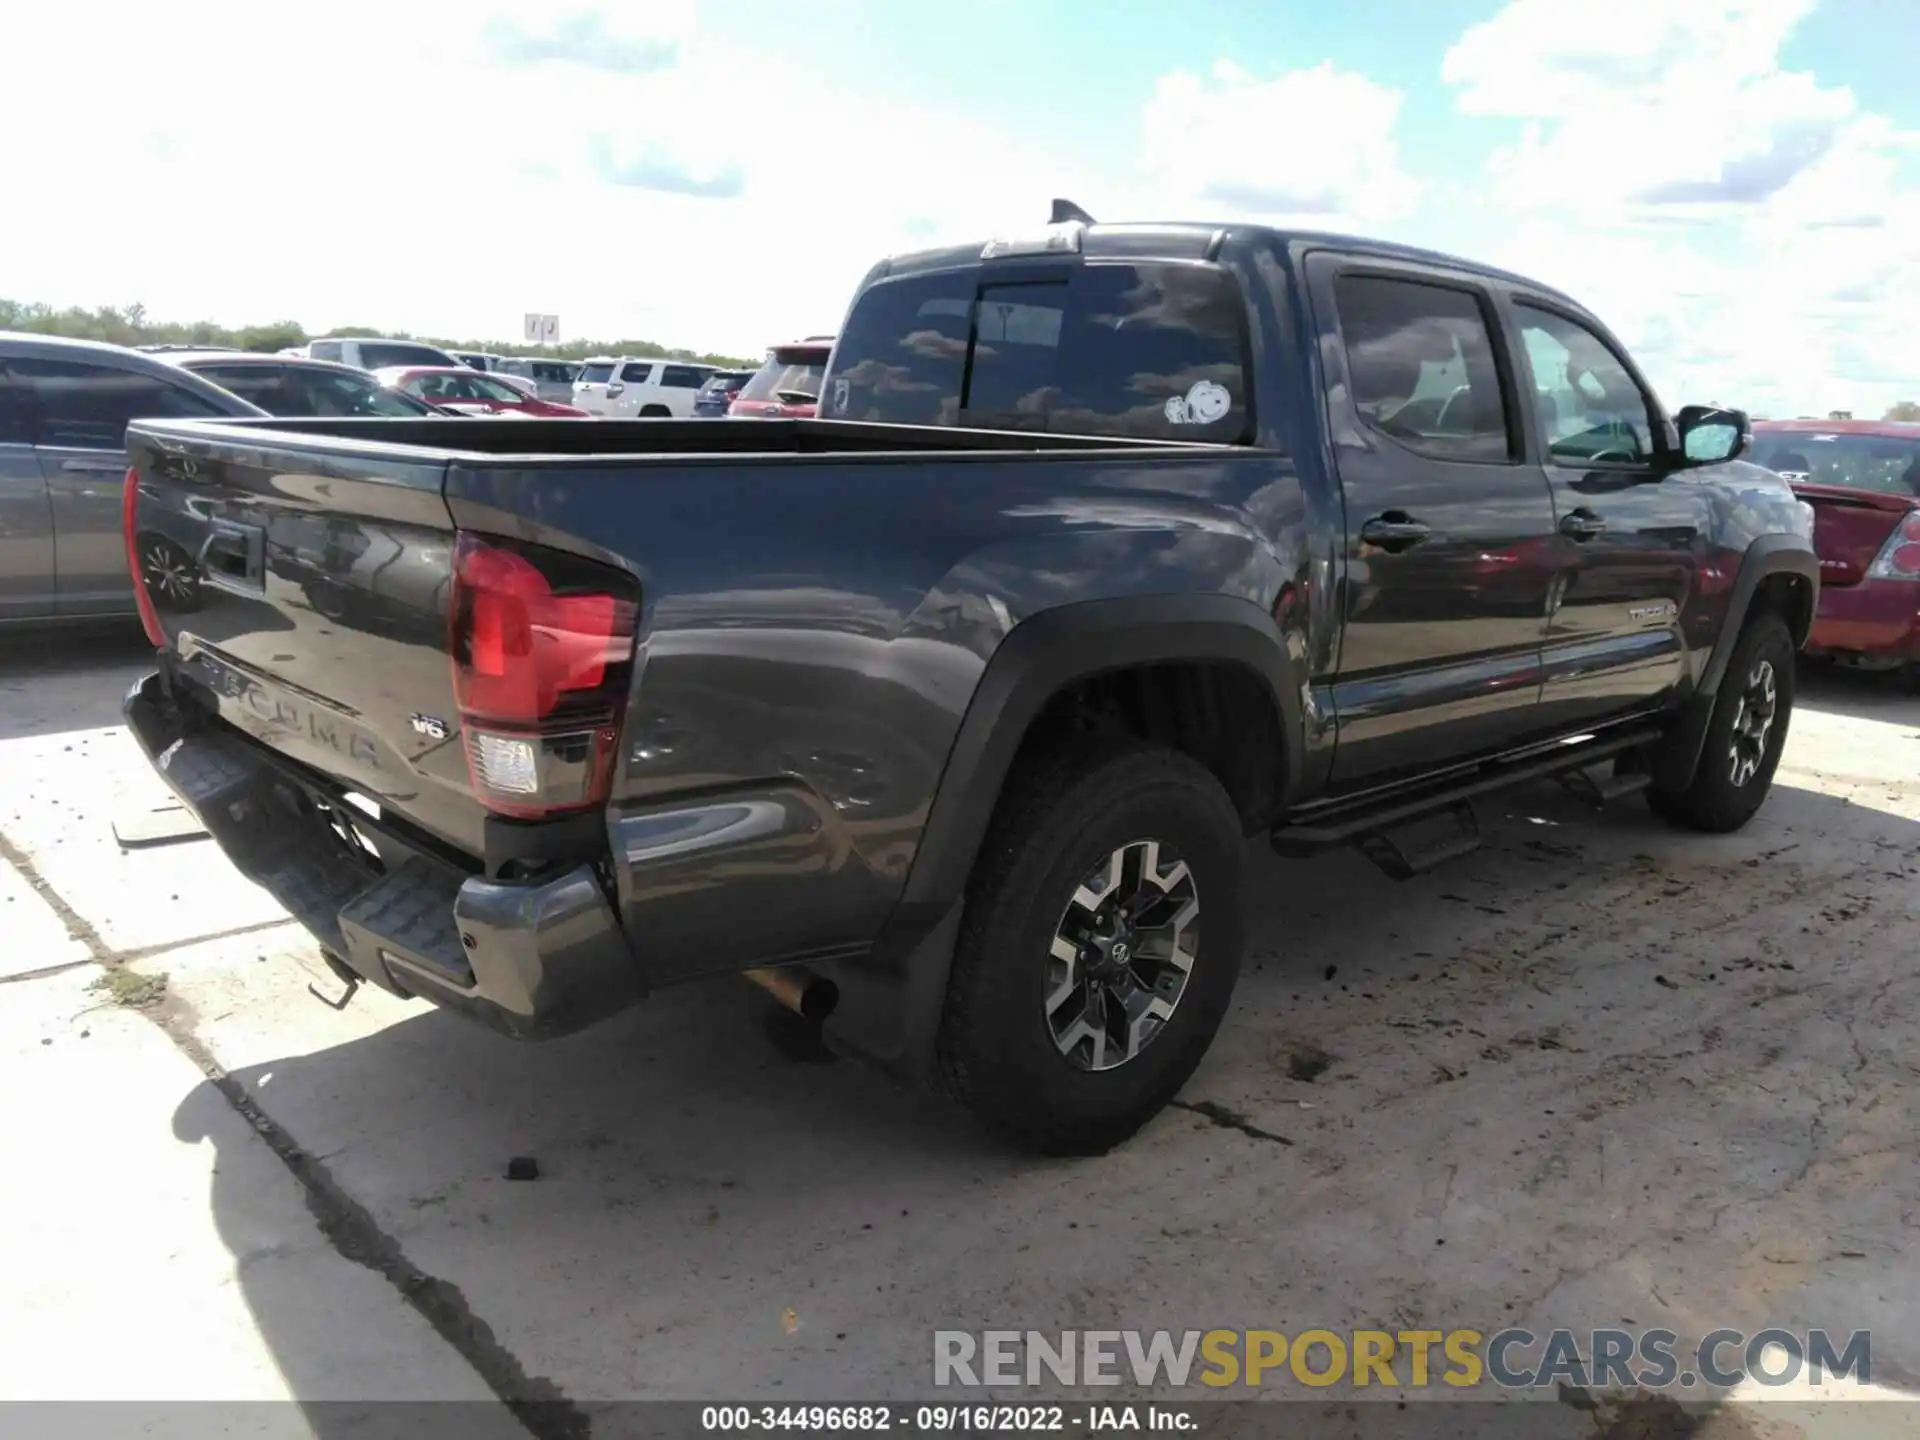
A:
823,263,1254,440
660,364,708,388
192,364,289,412
308,340,345,362
1332,274,1513,463
9,358,223,448
293,369,430,417
620,361,656,383
578,362,614,384
535,362,574,382
358,342,451,370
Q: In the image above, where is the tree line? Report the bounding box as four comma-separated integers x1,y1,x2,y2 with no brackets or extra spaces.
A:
0,299,754,369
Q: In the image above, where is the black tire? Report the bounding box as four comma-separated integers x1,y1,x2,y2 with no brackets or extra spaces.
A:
639,404,672,418
1647,610,1795,833
936,741,1246,1156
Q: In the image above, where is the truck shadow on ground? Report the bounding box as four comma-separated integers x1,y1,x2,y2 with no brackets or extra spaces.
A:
0,624,154,739
164,677,1920,1433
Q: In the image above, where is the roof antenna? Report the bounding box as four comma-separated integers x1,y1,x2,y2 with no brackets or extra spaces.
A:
1050,198,1096,225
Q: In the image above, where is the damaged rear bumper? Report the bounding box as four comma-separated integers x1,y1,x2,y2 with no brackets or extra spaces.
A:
123,670,645,1038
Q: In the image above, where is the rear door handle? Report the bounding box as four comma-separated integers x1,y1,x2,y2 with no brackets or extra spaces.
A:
1360,513,1432,551
1560,509,1607,540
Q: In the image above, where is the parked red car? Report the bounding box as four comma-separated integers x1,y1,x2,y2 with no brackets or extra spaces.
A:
1749,420,1920,683
729,337,832,418
377,366,591,418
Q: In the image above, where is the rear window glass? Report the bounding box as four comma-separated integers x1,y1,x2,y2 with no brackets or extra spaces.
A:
822,263,1253,441
358,342,451,370
739,358,825,405
1750,432,1920,496
660,364,710,388
620,362,655,383
819,272,974,426
578,363,614,384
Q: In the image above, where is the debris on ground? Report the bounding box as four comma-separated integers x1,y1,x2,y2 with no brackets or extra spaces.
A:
87,970,167,1009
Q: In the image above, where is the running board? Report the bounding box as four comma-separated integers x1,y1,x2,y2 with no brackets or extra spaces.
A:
1272,726,1662,876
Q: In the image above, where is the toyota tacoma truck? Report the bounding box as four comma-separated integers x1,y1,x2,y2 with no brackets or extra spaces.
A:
119,208,1818,1155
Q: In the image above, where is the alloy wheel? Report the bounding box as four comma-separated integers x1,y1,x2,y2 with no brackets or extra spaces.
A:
1728,658,1778,787
1045,838,1200,1072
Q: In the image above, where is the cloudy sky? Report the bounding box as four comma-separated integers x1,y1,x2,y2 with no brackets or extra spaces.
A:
7,0,1918,416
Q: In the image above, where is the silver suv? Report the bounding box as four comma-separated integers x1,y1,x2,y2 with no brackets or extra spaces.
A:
0,333,265,624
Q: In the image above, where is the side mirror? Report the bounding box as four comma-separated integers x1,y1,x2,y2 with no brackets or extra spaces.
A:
1675,404,1750,466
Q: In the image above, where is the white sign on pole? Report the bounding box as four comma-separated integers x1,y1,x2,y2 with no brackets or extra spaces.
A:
522,313,561,345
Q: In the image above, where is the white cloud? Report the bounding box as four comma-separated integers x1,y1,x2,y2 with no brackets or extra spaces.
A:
1441,0,1920,417
1139,61,1419,225
0,1,1081,359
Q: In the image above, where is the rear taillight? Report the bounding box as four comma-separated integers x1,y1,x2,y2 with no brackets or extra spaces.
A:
448,532,641,819
122,467,168,648
1867,513,1920,580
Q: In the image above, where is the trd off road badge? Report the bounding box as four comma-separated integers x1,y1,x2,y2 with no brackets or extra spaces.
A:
1163,379,1231,425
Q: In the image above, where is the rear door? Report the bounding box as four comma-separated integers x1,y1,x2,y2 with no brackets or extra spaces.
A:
573,359,618,414
1305,257,1559,789
1506,299,1706,731
612,360,656,417
0,365,55,619
11,356,228,615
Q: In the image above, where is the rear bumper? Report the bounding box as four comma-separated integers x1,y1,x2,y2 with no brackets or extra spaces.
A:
1806,578,1920,662
123,671,645,1038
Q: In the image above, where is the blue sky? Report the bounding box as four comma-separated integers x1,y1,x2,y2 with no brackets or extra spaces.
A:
6,0,1919,416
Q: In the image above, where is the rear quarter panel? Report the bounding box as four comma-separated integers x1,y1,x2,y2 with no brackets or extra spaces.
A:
444,447,1315,981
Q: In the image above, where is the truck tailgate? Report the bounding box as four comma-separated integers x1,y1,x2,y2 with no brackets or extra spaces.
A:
125,427,483,854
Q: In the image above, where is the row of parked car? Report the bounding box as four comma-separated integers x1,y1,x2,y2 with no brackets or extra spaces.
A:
277,335,838,422
0,327,834,624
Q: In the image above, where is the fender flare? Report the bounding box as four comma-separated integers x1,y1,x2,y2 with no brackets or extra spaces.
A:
1659,535,1820,791
903,592,1305,911
821,593,1304,1072
1698,535,1819,696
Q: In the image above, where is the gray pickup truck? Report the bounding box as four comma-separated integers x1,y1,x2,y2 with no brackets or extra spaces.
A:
120,211,1818,1154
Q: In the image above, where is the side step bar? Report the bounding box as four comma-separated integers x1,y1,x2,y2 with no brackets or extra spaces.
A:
1273,726,1662,878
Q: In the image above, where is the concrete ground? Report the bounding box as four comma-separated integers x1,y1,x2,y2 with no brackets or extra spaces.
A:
2,628,1916,1439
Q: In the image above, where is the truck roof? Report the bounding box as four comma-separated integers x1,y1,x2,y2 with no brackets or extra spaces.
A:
871,220,1583,309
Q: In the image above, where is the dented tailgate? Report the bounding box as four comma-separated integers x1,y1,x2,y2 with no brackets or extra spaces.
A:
124,424,487,856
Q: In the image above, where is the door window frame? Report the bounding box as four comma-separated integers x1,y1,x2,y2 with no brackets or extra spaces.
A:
1317,257,1525,468
1503,294,1672,471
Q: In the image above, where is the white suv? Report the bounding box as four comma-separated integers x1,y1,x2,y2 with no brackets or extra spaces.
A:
572,356,718,418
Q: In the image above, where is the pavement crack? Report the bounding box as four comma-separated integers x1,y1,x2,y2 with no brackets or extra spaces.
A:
0,831,115,964
1,824,588,1440
1171,1099,1294,1146
163,1020,592,1440
0,958,95,985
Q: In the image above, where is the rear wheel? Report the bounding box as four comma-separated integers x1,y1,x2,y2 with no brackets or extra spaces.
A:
1647,610,1795,833
936,741,1245,1156
639,403,671,418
